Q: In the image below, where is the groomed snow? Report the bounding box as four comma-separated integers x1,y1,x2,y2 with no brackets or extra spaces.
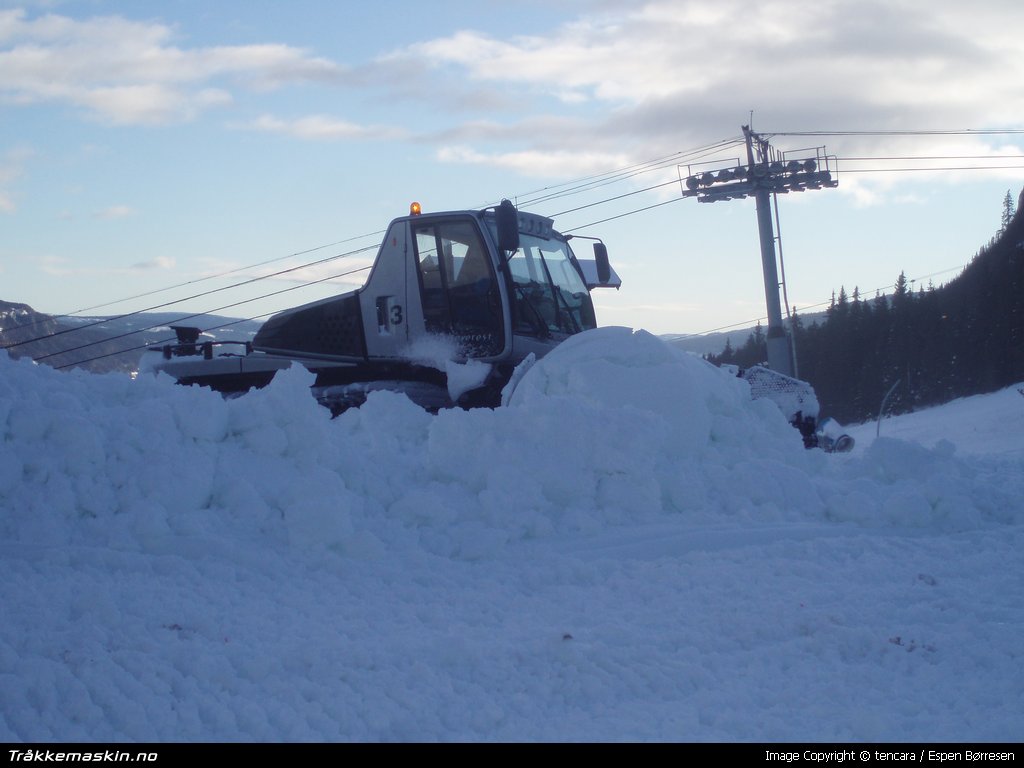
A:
1,327,1021,742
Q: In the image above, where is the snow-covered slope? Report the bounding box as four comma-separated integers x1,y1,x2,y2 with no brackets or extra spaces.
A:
848,384,1024,459
1,327,1021,742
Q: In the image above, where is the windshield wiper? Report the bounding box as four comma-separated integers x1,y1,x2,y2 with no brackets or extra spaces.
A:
552,286,582,333
514,283,550,338
533,252,579,334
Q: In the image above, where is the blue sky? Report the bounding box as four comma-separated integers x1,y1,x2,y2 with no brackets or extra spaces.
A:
2,0,1023,336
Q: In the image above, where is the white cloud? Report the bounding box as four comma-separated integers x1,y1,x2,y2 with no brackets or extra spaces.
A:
39,254,73,276
376,0,1024,196
437,145,631,179
0,144,33,214
130,256,175,271
77,85,190,126
4,2,1023,195
398,0,1024,119
197,88,232,108
0,8,346,124
427,8,1007,123
245,114,404,141
39,252,176,277
94,204,134,220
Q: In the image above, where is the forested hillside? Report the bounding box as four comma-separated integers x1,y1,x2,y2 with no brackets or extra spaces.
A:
710,190,1024,424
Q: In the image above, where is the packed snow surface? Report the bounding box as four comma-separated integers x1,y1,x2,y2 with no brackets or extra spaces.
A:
1,327,1021,742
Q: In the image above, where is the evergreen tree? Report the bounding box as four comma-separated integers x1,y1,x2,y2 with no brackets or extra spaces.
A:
893,271,910,303
752,321,765,350
1001,190,1015,234
717,322,768,370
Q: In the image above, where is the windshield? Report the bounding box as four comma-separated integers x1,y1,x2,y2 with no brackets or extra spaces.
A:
505,233,596,335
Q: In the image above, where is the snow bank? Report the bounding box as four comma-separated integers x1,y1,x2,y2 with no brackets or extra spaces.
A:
2,328,1020,558
1,330,1022,742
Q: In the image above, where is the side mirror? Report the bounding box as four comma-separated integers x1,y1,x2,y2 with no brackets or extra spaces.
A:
496,199,520,253
593,242,611,284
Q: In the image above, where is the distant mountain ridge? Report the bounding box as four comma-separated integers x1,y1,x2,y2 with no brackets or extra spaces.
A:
662,310,828,357
0,300,262,374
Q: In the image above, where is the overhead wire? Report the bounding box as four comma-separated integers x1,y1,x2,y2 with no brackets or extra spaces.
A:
515,137,747,208
11,138,747,355
53,311,282,372
5,244,377,352
493,138,741,199
68,231,381,315
841,165,1024,173
15,129,1024,365
5,230,387,340
763,129,1024,137
53,264,373,370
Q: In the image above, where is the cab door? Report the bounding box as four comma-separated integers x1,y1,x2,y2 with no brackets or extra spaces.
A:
412,217,505,358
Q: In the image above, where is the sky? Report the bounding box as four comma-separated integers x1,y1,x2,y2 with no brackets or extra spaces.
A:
1,327,1022,741
2,0,1024,337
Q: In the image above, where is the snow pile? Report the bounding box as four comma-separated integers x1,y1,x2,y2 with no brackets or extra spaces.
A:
1,327,1022,741
2,327,827,558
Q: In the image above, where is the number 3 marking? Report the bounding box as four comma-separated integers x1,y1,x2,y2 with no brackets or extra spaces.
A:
390,305,403,325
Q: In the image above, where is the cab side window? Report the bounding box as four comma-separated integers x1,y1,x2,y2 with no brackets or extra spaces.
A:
413,219,503,356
